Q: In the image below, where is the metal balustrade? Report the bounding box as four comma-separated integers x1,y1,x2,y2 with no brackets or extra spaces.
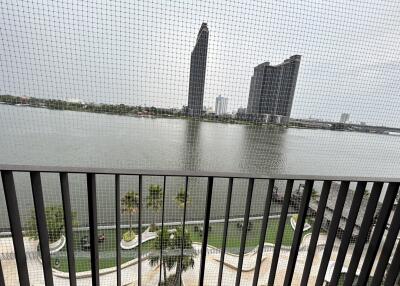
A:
0,164,399,285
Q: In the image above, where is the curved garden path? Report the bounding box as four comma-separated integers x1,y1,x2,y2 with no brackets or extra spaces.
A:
1,233,380,286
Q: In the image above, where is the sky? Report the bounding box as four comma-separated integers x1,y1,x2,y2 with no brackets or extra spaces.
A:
1,0,400,126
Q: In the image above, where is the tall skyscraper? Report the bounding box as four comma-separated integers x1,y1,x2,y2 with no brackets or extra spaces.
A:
187,23,209,117
247,55,301,123
215,95,228,115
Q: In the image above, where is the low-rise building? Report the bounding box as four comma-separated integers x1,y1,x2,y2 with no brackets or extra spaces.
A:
307,183,381,240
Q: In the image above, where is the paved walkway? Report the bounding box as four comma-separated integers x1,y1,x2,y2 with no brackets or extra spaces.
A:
0,234,382,286
180,235,376,286
0,237,160,285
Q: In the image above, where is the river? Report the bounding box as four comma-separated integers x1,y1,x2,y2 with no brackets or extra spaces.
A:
0,104,399,228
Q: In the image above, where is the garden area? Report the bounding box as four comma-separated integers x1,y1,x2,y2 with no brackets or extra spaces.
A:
50,227,151,272
49,217,311,273
187,217,306,252
25,183,312,274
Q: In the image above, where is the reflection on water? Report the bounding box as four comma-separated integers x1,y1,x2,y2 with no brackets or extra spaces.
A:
181,120,202,171
238,125,286,174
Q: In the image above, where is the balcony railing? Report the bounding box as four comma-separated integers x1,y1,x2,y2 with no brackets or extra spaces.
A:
0,164,399,285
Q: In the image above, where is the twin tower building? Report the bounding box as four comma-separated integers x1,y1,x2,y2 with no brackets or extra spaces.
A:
187,23,301,123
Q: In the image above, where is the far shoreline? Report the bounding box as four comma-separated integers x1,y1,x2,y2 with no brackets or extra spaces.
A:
1,95,399,136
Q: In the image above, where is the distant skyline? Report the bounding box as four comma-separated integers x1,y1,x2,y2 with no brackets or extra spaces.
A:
1,1,400,126
215,95,228,115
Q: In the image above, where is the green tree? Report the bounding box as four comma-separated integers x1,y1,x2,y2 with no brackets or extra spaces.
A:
148,227,195,284
26,205,77,243
121,191,139,240
175,187,192,229
175,188,191,209
174,188,193,282
173,227,195,284
148,229,173,283
146,184,163,231
150,106,157,114
311,188,319,199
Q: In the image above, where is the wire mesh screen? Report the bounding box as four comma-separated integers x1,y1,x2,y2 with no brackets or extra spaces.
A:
1,1,400,286
1,0,400,176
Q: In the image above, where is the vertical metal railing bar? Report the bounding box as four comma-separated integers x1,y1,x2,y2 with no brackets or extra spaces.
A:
356,182,399,286
330,181,367,286
235,178,255,286
269,179,295,286
1,170,30,286
198,177,214,286
138,175,142,286
283,180,314,286
252,179,275,286
115,174,121,286
30,172,54,286
217,177,234,286
315,181,350,285
383,240,400,286
87,173,99,286
372,199,400,285
159,176,166,285
179,176,189,286
343,182,383,286
0,259,5,286
300,180,331,286
60,172,77,286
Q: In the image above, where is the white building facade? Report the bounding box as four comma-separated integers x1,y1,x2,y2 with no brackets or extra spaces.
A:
215,95,228,115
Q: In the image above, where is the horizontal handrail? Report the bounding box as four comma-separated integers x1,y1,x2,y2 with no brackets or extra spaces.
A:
1,164,399,182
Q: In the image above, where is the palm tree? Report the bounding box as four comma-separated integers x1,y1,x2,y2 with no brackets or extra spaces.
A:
175,188,191,209
173,188,193,282
121,191,139,239
175,187,192,233
172,227,195,284
146,184,163,231
148,229,173,283
148,227,195,284
311,188,319,199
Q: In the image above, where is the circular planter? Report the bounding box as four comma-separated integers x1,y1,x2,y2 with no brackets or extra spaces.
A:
49,235,66,254
120,229,157,250
290,216,312,232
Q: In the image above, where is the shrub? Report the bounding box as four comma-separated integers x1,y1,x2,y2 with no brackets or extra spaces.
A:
26,205,77,243
123,230,136,242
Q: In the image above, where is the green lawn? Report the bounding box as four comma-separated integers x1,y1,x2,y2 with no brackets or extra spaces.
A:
51,228,151,273
330,273,374,286
187,218,308,253
51,217,310,272
57,256,131,273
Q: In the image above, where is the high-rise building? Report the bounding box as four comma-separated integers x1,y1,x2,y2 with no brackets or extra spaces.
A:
187,23,209,117
215,95,228,115
246,55,301,123
340,113,350,123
